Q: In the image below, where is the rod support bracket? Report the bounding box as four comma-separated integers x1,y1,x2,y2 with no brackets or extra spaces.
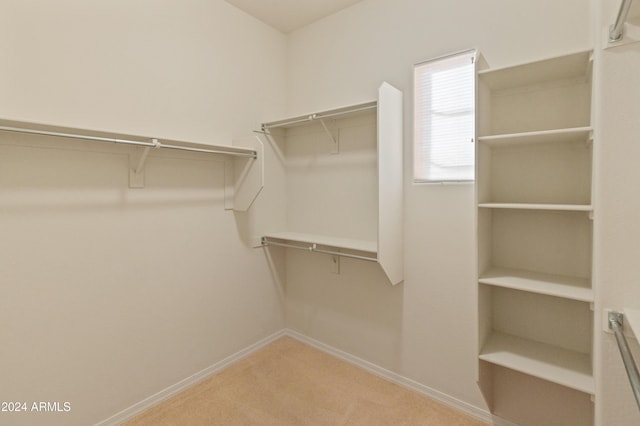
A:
609,311,624,330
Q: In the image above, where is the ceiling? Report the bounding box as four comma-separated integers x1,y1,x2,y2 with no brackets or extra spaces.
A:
225,0,364,33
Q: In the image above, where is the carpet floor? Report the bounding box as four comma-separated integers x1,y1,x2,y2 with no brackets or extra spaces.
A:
123,336,487,425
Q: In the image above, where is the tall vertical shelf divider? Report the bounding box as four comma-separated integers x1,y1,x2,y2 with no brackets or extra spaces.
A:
260,82,403,285
476,51,596,425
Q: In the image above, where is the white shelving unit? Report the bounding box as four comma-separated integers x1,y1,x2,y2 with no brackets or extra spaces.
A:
476,50,595,425
260,82,403,285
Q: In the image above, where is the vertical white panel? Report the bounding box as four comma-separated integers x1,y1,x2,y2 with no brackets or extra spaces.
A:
377,82,404,285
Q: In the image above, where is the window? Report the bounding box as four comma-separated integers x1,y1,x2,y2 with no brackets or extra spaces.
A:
414,50,476,182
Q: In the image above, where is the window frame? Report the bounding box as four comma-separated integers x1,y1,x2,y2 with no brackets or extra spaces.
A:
413,49,477,184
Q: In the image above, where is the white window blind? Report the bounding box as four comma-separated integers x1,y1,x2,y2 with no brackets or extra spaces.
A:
414,50,476,182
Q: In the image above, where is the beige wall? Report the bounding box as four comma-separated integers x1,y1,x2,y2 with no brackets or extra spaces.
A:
0,1,286,425
283,0,592,413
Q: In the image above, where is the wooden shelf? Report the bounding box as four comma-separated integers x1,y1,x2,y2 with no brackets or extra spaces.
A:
479,267,593,302
263,231,377,254
478,203,593,212
479,332,594,394
478,126,593,146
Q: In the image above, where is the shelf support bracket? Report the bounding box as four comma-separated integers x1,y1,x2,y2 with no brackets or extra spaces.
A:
129,139,159,188
331,255,340,274
319,119,339,154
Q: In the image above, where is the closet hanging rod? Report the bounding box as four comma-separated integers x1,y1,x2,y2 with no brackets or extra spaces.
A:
610,0,634,42
261,238,378,263
0,124,154,147
0,124,257,159
609,311,640,410
261,104,377,131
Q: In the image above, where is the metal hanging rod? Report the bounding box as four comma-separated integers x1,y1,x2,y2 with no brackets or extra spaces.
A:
609,311,640,410
261,237,378,263
261,103,377,131
0,124,257,159
610,0,635,42
155,142,255,158
0,124,154,147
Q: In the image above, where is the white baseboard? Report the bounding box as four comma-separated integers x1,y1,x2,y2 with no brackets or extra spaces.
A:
95,329,287,426
283,328,492,424
96,328,491,425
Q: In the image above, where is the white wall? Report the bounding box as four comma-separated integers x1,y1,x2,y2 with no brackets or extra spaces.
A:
284,0,592,414
594,1,640,424
0,1,286,425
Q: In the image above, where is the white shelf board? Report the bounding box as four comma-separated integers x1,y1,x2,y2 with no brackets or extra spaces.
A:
624,308,640,340
263,231,377,253
478,127,593,147
479,267,593,302
478,203,593,212
0,118,257,156
478,50,592,91
479,332,595,394
262,100,377,130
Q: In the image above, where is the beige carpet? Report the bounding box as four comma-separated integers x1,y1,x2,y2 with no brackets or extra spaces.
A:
124,336,487,425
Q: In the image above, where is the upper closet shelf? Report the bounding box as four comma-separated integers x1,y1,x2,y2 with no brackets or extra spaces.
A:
0,118,264,211
261,101,377,131
478,50,593,91
0,118,257,158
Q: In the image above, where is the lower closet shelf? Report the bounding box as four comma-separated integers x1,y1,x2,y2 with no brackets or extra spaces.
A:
479,332,594,394
261,232,378,262
262,232,376,253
